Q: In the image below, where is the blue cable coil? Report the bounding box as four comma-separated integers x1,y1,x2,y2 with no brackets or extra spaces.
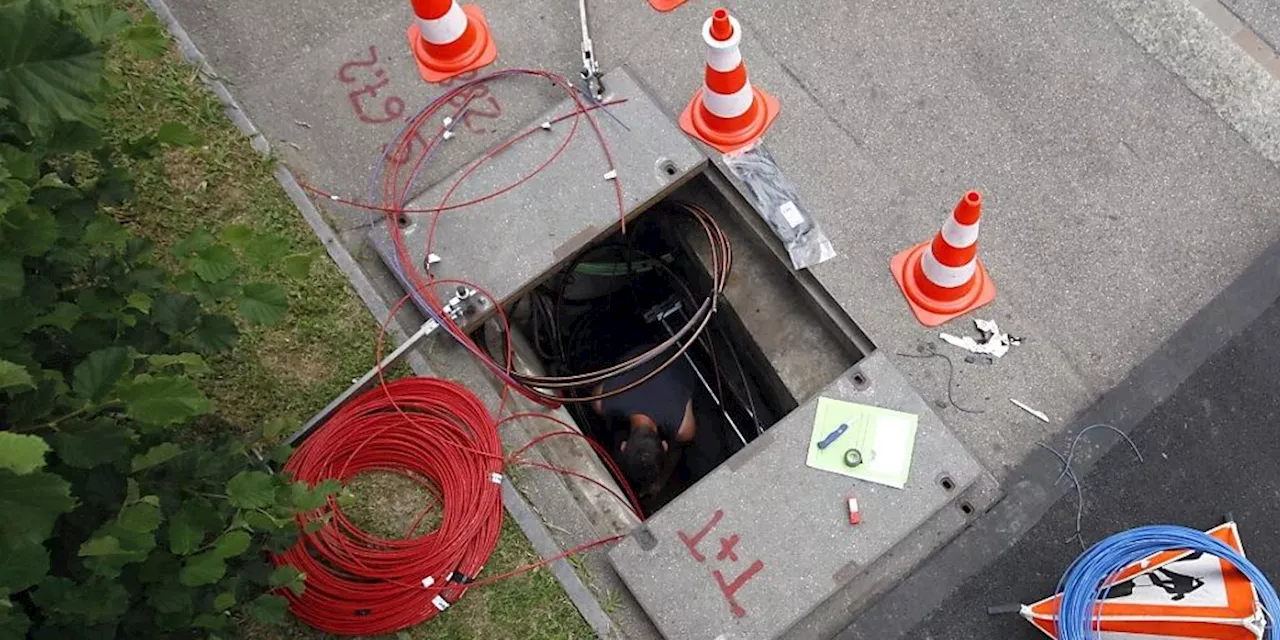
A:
1056,524,1280,639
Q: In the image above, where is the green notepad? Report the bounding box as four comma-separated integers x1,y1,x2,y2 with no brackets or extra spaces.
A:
805,397,919,489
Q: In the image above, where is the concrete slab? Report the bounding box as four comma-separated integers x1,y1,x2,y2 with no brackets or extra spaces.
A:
366,68,707,312
608,352,984,640
1220,0,1280,50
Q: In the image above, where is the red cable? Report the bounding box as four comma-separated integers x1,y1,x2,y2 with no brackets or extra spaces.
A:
276,71,649,635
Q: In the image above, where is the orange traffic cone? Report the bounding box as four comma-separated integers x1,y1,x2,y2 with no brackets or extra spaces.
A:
890,191,997,327
679,8,780,154
406,0,498,83
649,0,688,11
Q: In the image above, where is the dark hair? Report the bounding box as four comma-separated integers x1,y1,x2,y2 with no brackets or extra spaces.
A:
618,426,663,494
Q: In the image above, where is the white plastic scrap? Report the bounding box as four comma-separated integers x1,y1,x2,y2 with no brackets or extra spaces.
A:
940,318,1018,358
603,169,618,181
1010,398,1050,423
540,121,553,131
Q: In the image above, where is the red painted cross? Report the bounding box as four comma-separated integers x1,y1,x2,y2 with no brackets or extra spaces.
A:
714,559,765,618
716,534,740,562
677,509,723,563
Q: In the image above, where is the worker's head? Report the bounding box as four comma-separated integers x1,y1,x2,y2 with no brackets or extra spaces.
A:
617,417,664,494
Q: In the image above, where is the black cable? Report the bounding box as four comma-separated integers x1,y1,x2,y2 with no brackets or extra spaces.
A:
894,346,985,414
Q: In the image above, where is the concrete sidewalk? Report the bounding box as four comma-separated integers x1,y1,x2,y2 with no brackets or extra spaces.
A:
154,0,1280,636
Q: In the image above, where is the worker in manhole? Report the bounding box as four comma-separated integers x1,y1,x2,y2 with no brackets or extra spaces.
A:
594,344,724,499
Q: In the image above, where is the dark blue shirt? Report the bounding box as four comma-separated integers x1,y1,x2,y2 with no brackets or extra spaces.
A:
599,345,695,442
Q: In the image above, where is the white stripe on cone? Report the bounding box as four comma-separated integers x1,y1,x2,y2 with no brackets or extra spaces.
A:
941,219,980,248
700,14,753,120
921,250,977,288
703,84,754,119
417,2,468,45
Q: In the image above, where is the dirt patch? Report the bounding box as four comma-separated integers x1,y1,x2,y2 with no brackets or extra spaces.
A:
343,471,442,539
162,147,208,195
257,330,333,389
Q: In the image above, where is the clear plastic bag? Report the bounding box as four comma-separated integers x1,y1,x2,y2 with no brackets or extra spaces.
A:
722,143,836,270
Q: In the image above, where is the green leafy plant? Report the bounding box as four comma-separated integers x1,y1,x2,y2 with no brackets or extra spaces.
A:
0,1,328,637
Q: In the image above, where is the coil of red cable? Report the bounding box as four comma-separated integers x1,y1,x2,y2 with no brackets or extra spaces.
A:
275,377,504,635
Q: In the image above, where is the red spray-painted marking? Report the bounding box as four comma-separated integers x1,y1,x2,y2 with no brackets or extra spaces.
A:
677,508,723,563
677,509,765,618
713,560,765,618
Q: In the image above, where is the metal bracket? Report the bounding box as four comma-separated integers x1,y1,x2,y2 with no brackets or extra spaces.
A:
280,286,486,449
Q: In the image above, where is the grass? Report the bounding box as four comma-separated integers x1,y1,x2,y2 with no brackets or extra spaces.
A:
105,2,594,637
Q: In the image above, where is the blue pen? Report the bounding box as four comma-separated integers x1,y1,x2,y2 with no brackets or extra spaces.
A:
817,423,848,450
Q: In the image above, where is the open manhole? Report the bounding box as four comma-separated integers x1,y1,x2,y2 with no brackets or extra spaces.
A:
477,176,858,514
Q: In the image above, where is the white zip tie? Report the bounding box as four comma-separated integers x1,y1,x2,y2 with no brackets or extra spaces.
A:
329,194,340,201
603,169,618,181
442,130,455,140
421,576,436,589
442,116,454,127
540,121,553,130
432,595,450,611
490,472,504,484
427,253,442,265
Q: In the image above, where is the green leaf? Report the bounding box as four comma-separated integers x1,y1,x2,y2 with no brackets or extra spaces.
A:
193,612,230,631
225,471,275,509
190,314,239,353
146,581,190,614
71,346,131,401
268,564,306,596
212,592,235,612
0,0,104,133
261,417,295,439
0,359,33,392
167,512,204,556
121,16,167,60
130,442,182,472
156,121,203,147
249,594,289,625
236,282,288,326
36,301,80,331
53,420,135,468
81,215,128,251
125,292,151,314
118,502,162,533
0,605,31,639
0,470,74,545
281,252,317,280
212,530,251,559
31,576,130,623
0,433,49,475
243,234,291,268
0,256,23,300
0,539,49,592
151,292,200,334
120,376,210,426
78,534,121,557
178,552,226,587
218,224,253,248
147,353,210,375
192,244,237,283
6,206,58,256
77,5,131,43
173,227,214,258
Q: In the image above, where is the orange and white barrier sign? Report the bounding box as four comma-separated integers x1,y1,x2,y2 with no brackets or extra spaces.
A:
1023,522,1266,640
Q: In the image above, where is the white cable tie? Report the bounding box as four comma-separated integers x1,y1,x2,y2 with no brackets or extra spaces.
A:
421,576,436,589
442,130,455,141
490,472,504,484
432,595,450,611
442,116,454,127
540,121,553,130
329,194,340,201
427,253,442,265
603,169,618,181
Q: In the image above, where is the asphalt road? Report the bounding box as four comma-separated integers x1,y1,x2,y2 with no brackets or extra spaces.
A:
909,296,1280,639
